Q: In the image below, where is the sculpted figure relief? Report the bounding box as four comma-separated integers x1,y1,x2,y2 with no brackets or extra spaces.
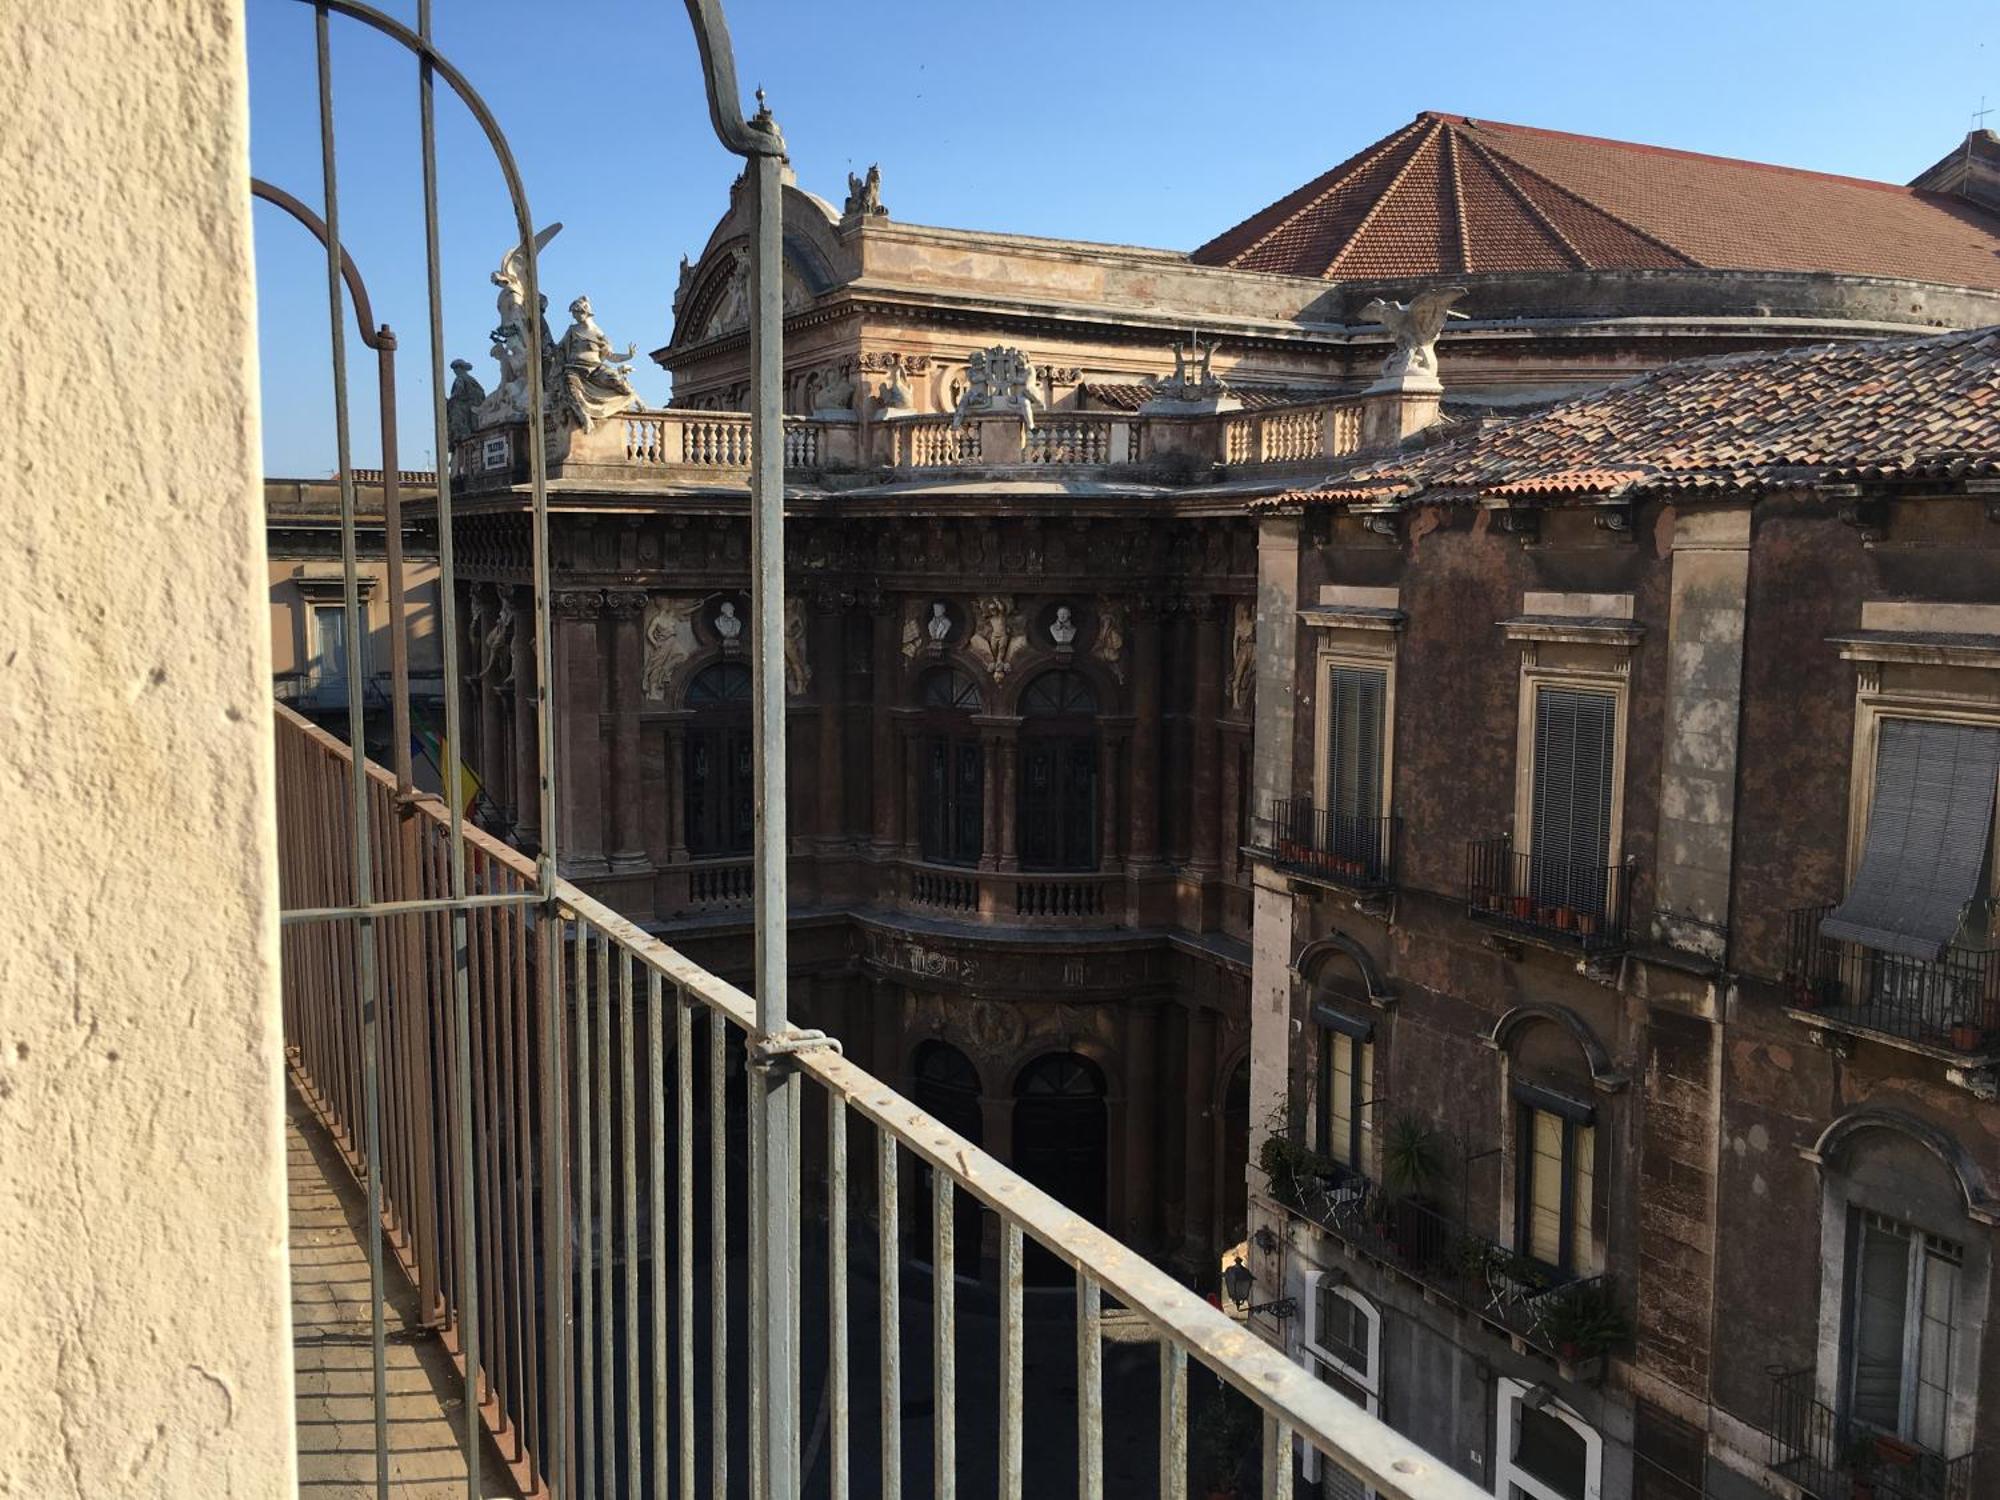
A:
478,222,562,427
554,294,638,432
1229,601,1256,712
783,597,811,697
966,595,1025,682
713,600,743,645
1049,605,1077,648
1092,598,1128,683
843,162,886,219
478,593,514,682
641,596,701,701
1360,285,1468,391
446,359,487,444
950,346,1041,431
926,601,953,645
900,599,924,660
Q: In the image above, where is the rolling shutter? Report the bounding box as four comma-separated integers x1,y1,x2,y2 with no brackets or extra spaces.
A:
1823,720,2000,961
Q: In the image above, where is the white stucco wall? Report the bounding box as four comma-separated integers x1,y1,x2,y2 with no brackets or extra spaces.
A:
0,3,295,1494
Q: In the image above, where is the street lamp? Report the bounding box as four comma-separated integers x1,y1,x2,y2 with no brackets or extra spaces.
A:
1222,1257,1298,1319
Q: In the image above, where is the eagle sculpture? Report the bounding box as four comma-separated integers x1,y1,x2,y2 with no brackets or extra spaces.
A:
1359,286,1469,387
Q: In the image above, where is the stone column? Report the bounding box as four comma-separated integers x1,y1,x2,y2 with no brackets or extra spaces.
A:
1247,518,1300,1167
1184,1006,1219,1261
510,584,540,851
1127,599,1164,867
813,597,845,849
871,602,902,852
996,732,1019,871
554,589,609,877
604,590,649,874
1098,734,1121,867
898,723,920,858
978,730,1001,870
1119,1003,1158,1249
664,722,689,864
478,603,509,833
1189,597,1223,873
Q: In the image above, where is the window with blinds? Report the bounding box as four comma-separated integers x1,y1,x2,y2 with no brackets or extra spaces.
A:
1315,1031,1371,1169
1326,665,1386,821
1532,687,1617,911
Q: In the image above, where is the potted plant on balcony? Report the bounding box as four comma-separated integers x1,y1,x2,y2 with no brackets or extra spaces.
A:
1535,1280,1631,1374
1380,1114,1449,1269
1258,1133,1329,1213
1950,1013,1986,1052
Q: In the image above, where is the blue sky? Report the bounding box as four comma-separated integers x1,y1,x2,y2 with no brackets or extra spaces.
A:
249,0,2000,475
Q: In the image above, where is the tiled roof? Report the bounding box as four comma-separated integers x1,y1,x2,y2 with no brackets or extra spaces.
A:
1192,113,2000,291
1269,326,2000,508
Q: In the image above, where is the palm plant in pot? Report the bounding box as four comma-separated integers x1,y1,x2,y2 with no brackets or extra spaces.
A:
1535,1280,1632,1365
1380,1115,1450,1269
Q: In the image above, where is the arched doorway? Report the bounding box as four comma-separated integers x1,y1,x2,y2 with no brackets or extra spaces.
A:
1018,669,1099,871
683,661,752,857
911,1041,984,1281
1014,1051,1108,1283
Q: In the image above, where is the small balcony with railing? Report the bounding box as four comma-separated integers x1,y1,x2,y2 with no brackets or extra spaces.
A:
1783,904,2000,1058
1766,1366,1981,1500
1258,1140,1629,1381
1464,836,1633,954
1253,798,1399,895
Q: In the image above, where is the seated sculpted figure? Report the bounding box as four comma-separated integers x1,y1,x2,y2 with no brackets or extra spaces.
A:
555,294,639,432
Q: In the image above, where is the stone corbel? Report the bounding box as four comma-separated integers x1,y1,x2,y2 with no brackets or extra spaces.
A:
1592,499,1635,538
1485,500,1541,545
1805,1025,1856,1060
1355,503,1403,541
1947,1063,1999,1102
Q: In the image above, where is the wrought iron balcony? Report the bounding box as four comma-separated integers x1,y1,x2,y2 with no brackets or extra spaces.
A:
1783,905,2000,1055
1260,1144,1626,1374
1464,836,1632,953
1255,799,1399,893
1766,1366,1979,1500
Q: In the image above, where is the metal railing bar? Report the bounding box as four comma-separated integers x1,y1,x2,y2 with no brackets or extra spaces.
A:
934,1176,957,1500
828,1090,850,1500
574,926,596,1499
472,884,502,1444
676,983,696,1500
1160,1340,1187,1500
505,890,538,1468
619,949,641,1500
648,967,669,1500
709,1009,728,1500
281,889,547,925
1265,1417,1292,1500
537,907,566,1499
999,1221,1023,1500
1078,1269,1103,1500
309,9,388,1496
878,1129,902,1500
593,933,614,1500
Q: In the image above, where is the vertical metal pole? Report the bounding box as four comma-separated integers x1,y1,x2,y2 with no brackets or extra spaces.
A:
375,335,412,796
311,15,388,1498
648,970,669,1500
1159,1340,1187,1500
746,113,796,1500
933,1178,955,1500
827,1092,849,1500
1077,1269,1102,1500
877,1132,902,1500
999,1223,1023,1500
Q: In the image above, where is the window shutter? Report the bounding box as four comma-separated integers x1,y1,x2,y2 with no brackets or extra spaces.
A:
1328,665,1385,822
1533,687,1616,909
1850,1215,1913,1432
1823,719,2000,961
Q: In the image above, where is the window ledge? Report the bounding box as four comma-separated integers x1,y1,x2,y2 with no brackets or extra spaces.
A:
1298,605,1405,632
1499,613,1644,647
1832,628,2000,669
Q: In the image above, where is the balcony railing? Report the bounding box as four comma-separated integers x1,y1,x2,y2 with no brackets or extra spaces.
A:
899,859,1121,926
1464,836,1632,953
1255,799,1398,892
1766,1367,1978,1500
1260,1149,1624,1373
274,705,1477,1500
1783,905,2000,1055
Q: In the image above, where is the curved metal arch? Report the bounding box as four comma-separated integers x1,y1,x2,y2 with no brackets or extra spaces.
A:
1292,932,1395,1007
251,178,384,348
1806,1106,2000,1225
680,0,786,158
1485,1001,1628,1093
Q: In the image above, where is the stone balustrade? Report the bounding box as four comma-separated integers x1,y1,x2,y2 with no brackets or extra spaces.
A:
447,385,1416,491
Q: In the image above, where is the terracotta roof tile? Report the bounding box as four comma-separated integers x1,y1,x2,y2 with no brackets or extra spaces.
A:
1267,326,2000,506
1192,112,2000,291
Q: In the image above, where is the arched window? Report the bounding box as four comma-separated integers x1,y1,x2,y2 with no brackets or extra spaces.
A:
684,662,752,857
1018,669,1099,872
1496,1377,1602,1500
1014,1052,1107,1282
918,667,983,867
1304,1279,1380,1493
911,1041,985,1281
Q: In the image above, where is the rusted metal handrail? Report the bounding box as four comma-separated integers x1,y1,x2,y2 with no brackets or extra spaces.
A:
275,704,1485,1500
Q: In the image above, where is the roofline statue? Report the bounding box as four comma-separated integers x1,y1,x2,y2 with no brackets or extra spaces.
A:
1360,286,1469,394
